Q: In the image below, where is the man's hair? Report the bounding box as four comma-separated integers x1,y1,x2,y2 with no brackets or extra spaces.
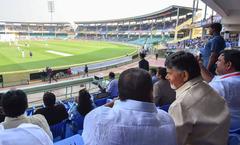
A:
220,49,240,71
109,72,115,79
118,68,153,102
140,53,146,59
165,51,201,80
2,90,28,117
77,89,93,116
210,23,222,33
150,68,157,75
43,92,56,107
157,67,167,80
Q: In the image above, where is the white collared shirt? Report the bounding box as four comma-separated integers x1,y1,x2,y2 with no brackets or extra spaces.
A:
209,72,240,130
82,99,177,145
0,123,53,145
169,77,230,145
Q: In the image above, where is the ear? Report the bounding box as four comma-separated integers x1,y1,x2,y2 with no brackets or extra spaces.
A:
182,71,189,82
225,61,232,70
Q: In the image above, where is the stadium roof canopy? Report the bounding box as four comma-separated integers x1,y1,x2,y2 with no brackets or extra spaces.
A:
0,21,70,25
202,0,240,31
75,5,196,24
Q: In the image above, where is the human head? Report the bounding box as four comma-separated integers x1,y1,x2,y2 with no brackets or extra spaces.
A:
43,92,56,107
140,53,146,59
165,51,200,89
118,68,153,102
109,72,115,80
77,89,93,116
216,49,240,75
2,90,28,117
150,68,157,76
209,23,222,35
157,67,167,80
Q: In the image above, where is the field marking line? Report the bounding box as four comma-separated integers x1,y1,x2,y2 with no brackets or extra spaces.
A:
46,50,73,56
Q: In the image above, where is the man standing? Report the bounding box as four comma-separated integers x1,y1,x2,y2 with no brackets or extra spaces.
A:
82,68,177,145
200,49,240,130
165,51,230,145
84,65,88,77
138,53,149,71
201,23,226,74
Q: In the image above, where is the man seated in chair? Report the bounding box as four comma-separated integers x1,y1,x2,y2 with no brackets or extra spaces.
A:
98,72,118,99
0,90,52,140
34,92,68,126
83,68,177,145
0,123,53,145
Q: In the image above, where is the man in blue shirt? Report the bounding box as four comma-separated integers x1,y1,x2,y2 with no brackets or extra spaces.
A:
106,72,118,98
201,23,226,74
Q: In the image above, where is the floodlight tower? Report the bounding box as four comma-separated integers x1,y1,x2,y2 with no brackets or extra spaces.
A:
48,0,55,22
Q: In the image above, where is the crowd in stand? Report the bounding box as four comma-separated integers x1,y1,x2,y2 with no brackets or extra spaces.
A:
0,22,240,145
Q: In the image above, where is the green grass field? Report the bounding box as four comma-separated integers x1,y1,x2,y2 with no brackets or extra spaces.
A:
0,40,137,73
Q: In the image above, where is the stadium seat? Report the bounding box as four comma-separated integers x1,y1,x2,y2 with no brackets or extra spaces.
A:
94,97,108,106
25,106,35,116
230,128,240,135
70,114,84,134
54,134,84,145
228,134,240,145
160,104,171,112
50,119,68,142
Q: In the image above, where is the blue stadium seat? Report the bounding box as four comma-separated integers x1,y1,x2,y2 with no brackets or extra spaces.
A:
25,106,35,116
228,134,240,145
230,128,240,135
160,104,171,112
71,114,84,134
94,97,108,106
54,134,84,145
50,119,68,142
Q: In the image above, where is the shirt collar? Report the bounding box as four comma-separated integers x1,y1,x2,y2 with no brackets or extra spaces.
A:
213,32,220,37
220,71,240,78
113,99,157,113
175,76,202,99
4,114,26,122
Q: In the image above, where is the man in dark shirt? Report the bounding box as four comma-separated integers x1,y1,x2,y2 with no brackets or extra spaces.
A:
201,23,226,74
84,65,89,77
0,93,5,123
138,53,149,71
34,92,68,126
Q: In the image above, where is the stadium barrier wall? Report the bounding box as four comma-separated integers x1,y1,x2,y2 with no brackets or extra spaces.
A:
2,72,30,87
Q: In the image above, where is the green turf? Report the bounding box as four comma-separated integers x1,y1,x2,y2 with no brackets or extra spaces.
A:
0,40,137,73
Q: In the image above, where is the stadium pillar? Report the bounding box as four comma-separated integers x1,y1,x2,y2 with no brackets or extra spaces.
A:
42,25,44,37
27,24,30,37
106,24,108,39
117,23,119,38
128,21,130,39
150,20,154,39
54,25,57,38
174,8,180,41
190,0,196,39
139,21,142,39
95,24,98,38
202,3,208,38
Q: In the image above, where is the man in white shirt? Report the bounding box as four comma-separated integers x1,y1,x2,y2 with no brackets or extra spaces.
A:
165,51,230,145
1,90,52,139
0,123,53,145
82,68,177,145
200,49,240,130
